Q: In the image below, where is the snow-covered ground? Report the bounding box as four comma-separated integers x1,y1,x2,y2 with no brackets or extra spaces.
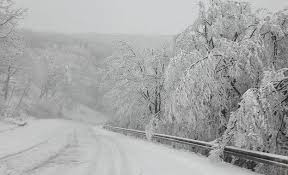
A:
0,117,260,175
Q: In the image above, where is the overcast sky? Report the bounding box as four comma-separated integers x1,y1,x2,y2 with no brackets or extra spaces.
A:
15,0,288,35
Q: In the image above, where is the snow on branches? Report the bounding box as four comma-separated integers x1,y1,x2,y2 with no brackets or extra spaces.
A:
100,41,169,129
212,69,288,161
165,0,266,140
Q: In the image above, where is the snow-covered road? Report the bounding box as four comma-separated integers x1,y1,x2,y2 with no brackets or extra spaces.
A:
90,127,260,175
0,119,260,175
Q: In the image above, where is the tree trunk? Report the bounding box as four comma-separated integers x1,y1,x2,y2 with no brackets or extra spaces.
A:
3,72,11,100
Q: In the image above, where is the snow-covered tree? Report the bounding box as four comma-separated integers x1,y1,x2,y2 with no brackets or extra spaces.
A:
210,68,288,174
99,41,170,130
165,0,266,140
0,0,25,38
184,1,288,173
0,0,27,118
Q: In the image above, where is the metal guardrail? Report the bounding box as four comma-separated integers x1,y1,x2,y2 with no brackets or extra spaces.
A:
104,125,288,169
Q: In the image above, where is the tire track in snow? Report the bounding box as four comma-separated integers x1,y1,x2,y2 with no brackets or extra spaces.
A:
89,132,134,175
0,129,78,175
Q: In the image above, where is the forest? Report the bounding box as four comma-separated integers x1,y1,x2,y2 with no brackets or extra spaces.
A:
98,0,288,174
0,0,169,120
0,0,109,123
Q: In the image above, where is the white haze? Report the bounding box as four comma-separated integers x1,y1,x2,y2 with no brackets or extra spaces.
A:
15,0,288,35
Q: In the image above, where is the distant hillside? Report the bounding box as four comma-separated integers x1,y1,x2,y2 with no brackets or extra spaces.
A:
22,30,173,63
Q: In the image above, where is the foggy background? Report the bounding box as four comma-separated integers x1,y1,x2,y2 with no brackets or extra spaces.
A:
15,0,288,35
